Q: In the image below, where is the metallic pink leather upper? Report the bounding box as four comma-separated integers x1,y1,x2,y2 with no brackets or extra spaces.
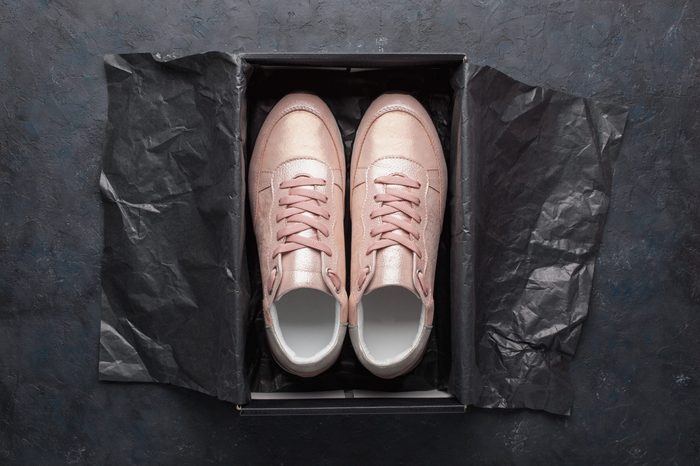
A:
349,93,447,327
248,93,348,327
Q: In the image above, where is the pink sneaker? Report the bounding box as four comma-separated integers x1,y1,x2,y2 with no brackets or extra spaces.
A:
249,93,348,377
349,94,447,378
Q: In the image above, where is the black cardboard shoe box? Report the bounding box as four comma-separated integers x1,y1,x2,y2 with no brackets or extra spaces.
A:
239,53,474,415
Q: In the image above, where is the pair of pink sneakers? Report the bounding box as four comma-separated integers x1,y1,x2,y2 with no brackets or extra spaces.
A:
249,93,447,378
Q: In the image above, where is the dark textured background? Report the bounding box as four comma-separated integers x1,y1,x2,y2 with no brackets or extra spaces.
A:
1,1,699,464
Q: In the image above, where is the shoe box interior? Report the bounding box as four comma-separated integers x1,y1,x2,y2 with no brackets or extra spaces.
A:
239,54,474,414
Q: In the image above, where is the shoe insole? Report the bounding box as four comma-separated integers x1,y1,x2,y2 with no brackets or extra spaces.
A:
360,285,422,362
274,288,337,359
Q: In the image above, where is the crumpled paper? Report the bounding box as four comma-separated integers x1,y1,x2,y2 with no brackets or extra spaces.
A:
99,53,250,402
452,65,628,414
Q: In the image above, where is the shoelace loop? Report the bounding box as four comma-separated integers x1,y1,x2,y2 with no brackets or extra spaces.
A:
267,175,340,294
366,174,423,257
357,174,429,296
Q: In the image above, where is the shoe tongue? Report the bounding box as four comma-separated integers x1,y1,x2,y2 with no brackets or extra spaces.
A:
275,249,330,300
366,245,417,295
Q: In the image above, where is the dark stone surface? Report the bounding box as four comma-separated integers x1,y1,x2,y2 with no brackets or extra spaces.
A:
1,0,698,464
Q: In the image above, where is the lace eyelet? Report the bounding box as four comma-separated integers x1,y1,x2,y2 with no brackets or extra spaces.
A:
416,269,429,297
267,266,278,295
357,265,371,290
326,268,341,293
